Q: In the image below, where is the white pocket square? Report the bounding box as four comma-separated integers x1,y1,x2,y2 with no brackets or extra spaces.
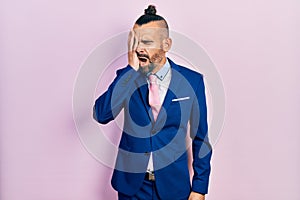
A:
172,96,190,102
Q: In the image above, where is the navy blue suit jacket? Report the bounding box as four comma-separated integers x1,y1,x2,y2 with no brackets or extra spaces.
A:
94,58,212,199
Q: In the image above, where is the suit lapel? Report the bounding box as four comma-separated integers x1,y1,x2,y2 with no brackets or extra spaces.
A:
155,60,183,123
134,74,153,121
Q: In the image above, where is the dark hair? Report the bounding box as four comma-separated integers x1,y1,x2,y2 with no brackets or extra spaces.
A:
135,5,169,29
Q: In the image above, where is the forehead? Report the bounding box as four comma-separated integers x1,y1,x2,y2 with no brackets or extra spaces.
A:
133,22,168,39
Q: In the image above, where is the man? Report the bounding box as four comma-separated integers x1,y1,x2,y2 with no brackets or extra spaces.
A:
93,5,212,200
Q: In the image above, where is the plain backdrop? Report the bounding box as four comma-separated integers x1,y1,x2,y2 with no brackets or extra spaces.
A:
1,0,300,199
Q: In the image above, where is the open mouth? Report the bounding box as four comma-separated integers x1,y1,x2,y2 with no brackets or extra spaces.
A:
137,53,149,63
138,57,148,62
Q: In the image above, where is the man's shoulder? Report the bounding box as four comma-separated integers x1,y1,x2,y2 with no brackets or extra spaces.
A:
116,65,133,76
169,59,204,80
177,65,203,77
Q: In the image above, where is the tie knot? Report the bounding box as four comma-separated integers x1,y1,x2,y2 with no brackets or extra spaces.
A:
148,74,157,84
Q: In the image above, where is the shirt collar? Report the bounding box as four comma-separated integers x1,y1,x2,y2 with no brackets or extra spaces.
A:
154,60,170,81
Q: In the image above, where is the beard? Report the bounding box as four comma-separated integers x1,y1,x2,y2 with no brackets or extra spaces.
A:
137,51,164,75
138,62,156,75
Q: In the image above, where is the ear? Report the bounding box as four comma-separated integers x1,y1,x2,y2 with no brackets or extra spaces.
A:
162,38,172,52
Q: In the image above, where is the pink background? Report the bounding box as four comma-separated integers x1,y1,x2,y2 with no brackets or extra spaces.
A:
1,0,300,199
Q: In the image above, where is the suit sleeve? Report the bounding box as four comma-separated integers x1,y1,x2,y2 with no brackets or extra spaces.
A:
93,65,139,124
189,75,212,194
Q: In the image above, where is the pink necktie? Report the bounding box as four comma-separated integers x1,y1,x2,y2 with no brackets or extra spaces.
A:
148,74,161,121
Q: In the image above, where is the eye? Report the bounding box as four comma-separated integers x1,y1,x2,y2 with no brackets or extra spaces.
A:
142,40,153,45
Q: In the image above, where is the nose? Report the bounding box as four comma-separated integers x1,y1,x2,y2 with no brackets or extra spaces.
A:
136,41,144,53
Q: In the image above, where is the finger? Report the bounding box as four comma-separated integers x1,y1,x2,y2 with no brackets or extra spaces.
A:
133,33,138,52
128,30,134,52
131,30,138,52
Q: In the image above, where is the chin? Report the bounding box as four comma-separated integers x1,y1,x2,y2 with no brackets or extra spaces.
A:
139,63,155,75
138,66,150,75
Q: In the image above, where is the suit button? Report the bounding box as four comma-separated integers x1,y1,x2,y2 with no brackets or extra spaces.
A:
144,152,150,156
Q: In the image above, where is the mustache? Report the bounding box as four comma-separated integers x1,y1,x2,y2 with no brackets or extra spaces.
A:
136,52,150,59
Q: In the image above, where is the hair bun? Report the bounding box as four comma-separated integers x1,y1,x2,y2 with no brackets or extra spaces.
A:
144,5,156,15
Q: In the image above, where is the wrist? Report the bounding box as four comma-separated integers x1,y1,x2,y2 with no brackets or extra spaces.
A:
189,191,205,200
